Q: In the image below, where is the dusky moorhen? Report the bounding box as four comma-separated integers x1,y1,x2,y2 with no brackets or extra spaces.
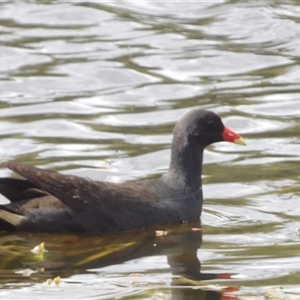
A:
0,109,245,233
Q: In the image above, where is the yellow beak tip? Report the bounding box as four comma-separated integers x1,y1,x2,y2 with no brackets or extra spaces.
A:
234,137,246,146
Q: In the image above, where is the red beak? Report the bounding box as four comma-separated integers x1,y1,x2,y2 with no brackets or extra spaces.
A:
222,127,246,145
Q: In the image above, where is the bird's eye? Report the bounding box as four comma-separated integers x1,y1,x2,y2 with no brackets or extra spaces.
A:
208,120,217,129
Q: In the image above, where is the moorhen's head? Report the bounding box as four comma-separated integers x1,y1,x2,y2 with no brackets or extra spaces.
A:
172,109,245,148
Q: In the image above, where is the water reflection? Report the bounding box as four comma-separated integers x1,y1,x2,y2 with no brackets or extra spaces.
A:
0,222,236,299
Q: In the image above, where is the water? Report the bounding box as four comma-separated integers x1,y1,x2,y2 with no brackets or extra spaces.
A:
1,0,300,299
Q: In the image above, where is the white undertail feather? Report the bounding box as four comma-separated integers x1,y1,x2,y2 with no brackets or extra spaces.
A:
0,210,24,226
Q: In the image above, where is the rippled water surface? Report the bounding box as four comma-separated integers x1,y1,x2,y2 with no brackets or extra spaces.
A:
1,1,300,299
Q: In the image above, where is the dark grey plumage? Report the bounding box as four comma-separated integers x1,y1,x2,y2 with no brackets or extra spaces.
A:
0,109,244,233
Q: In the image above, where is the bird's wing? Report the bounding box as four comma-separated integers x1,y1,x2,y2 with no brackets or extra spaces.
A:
2,161,159,212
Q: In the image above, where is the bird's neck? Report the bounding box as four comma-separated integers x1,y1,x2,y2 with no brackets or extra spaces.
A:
166,137,204,194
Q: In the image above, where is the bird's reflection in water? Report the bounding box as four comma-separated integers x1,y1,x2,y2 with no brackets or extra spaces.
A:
0,221,238,299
